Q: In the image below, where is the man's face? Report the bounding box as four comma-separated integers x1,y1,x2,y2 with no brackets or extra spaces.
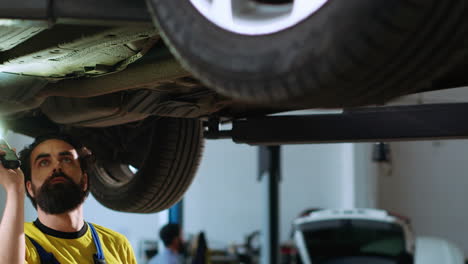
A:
26,139,88,214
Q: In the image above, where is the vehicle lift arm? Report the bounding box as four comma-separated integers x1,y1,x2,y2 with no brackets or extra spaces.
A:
206,103,468,145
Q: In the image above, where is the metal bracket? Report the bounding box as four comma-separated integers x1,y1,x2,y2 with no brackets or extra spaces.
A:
206,103,468,145
204,117,232,139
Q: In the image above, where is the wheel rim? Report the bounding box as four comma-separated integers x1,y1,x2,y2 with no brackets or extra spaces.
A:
93,162,136,188
189,0,329,35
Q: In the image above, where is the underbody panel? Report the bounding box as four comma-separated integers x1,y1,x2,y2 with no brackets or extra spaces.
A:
0,0,467,134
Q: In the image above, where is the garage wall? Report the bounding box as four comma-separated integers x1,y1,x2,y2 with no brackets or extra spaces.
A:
183,140,376,246
378,140,468,255
354,143,379,208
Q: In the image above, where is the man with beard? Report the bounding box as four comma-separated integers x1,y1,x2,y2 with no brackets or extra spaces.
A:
0,134,137,263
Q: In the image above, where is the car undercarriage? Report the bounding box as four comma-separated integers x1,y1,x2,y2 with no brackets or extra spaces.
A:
1,0,468,213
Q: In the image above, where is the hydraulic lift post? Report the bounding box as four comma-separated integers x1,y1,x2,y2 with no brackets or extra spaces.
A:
258,145,281,264
168,200,183,225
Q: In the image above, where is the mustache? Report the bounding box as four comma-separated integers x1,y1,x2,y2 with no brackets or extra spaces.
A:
45,171,73,184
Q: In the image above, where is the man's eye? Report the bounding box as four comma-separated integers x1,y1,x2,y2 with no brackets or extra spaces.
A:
39,160,49,166
62,157,72,163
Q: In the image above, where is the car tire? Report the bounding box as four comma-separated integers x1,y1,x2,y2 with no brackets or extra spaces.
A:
77,117,204,213
146,0,466,106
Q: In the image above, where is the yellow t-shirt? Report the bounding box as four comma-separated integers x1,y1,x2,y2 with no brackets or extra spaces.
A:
25,221,136,264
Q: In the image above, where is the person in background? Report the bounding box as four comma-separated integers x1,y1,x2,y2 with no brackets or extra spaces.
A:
149,223,185,264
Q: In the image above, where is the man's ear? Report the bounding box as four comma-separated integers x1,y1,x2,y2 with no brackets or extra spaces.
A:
26,181,34,198
83,173,88,192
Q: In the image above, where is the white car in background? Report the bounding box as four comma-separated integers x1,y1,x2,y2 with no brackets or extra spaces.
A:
293,209,464,264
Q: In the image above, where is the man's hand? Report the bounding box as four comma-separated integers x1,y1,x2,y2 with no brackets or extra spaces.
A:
0,149,24,192
0,147,26,264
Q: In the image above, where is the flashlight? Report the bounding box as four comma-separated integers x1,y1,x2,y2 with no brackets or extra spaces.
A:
0,138,20,169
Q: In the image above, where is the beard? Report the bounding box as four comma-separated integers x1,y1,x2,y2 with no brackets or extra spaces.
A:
32,171,87,214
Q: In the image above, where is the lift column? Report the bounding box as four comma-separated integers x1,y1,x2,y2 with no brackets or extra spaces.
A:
168,200,183,225
258,145,281,264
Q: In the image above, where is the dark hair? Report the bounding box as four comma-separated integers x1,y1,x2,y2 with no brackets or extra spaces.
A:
160,223,181,247
19,133,94,209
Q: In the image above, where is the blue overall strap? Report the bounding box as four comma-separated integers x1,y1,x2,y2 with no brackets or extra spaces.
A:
26,235,60,264
88,223,106,263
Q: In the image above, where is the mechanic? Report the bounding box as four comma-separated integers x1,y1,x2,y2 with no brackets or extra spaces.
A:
0,133,137,263
148,223,185,264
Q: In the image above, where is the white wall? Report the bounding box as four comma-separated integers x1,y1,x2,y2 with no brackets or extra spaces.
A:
378,140,468,255
353,143,378,208
281,143,353,237
183,140,366,247
183,140,261,248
